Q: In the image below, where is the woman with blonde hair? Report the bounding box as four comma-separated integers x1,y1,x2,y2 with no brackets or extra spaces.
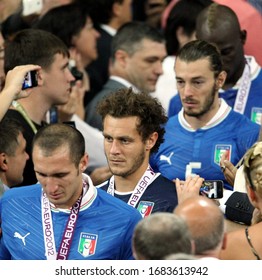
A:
220,141,262,260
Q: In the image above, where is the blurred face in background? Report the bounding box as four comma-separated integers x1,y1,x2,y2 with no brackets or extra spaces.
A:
5,132,29,187
71,17,100,67
41,53,75,106
124,38,166,93
117,0,133,26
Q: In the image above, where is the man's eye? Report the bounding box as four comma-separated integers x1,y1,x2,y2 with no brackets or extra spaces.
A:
176,80,184,85
56,174,66,178
121,139,130,144
193,81,203,85
104,136,113,142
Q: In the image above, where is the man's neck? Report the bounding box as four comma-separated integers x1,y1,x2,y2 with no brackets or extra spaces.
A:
114,164,149,193
0,176,9,197
197,249,220,260
0,176,7,187
107,19,122,31
18,95,51,125
184,98,220,130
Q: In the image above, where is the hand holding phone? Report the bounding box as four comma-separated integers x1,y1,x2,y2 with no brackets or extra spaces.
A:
22,70,38,90
200,180,224,199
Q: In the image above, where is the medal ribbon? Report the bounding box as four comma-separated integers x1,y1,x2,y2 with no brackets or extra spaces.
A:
41,183,85,260
107,165,156,208
233,59,251,115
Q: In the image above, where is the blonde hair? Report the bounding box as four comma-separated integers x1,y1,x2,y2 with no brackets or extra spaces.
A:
243,141,262,197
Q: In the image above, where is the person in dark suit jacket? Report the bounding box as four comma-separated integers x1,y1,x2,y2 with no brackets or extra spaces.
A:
78,0,133,105
85,21,167,131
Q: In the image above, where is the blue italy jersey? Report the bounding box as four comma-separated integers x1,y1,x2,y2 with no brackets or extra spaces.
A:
150,101,260,190
0,179,142,260
168,56,262,125
98,174,178,217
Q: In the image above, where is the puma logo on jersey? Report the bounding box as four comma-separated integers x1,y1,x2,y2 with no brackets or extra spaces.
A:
14,232,30,246
160,152,174,165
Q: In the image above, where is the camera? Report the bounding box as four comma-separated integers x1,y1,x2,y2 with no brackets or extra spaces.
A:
199,180,224,199
70,67,83,81
22,70,38,90
68,59,83,81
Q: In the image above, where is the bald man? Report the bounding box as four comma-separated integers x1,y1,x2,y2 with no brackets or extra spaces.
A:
174,196,227,259
132,212,193,260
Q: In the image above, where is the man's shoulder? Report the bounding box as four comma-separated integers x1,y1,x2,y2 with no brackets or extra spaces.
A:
149,174,177,198
86,79,127,113
96,187,142,218
101,78,128,92
1,184,42,203
96,28,113,47
96,180,109,190
153,174,176,188
5,109,23,121
164,114,180,131
228,110,260,128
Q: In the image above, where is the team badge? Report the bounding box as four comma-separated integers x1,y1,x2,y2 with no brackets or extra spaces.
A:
137,201,154,218
251,108,262,125
78,233,98,257
214,145,231,166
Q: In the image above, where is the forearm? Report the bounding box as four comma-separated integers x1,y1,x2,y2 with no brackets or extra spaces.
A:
0,89,17,121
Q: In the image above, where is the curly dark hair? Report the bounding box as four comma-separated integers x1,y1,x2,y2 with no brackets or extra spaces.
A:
96,87,167,154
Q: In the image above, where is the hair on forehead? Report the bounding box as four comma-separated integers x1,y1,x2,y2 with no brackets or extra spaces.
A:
111,21,165,59
96,87,167,154
32,123,85,166
176,39,223,76
4,28,69,74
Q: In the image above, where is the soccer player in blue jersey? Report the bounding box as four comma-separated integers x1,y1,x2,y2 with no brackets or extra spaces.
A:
168,4,262,125
96,87,203,217
0,123,141,260
150,40,260,192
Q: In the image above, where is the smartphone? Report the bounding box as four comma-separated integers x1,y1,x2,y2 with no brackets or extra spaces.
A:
70,66,83,81
69,59,83,81
22,70,38,90
200,180,224,199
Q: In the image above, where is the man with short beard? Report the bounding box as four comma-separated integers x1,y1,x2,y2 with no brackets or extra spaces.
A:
150,40,260,191
95,87,197,217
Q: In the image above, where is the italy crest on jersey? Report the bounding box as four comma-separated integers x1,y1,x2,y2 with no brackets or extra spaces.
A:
137,201,154,218
78,233,98,257
214,145,232,166
251,107,262,125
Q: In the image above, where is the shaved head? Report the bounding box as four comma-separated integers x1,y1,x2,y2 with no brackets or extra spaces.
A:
196,3,246,86
196,3,241,38
174,196,225,255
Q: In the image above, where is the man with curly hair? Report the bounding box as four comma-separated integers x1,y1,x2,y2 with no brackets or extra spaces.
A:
96,87,198,217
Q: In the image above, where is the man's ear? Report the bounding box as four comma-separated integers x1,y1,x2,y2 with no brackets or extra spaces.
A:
216,71,227,90
0,153,8,171
114,49,129,68
36,68,44,86
145,132,158,151
240,30,247,45
79,153,89,173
